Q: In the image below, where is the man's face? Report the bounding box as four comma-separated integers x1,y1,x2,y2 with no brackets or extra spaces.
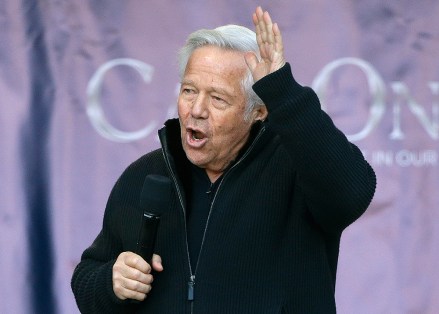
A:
178,45,260,180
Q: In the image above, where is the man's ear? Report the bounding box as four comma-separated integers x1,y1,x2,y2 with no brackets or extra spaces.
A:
253,105,268,122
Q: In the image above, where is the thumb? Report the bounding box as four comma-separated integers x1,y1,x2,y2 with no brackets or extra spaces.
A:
151,254,163,272
244,52,258,74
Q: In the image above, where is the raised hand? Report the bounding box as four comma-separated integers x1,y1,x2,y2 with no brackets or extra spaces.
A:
245,6,286,83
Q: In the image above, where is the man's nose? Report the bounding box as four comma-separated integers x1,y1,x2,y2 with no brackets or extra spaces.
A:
190,94,209,119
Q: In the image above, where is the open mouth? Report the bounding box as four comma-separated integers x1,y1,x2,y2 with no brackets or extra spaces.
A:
186,128,208,147
191,129,205,141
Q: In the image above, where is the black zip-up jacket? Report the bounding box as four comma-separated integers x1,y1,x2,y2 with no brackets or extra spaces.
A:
71,63,376,313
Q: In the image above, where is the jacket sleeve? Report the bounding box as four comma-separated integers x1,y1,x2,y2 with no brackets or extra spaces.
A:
70,176,137,314
253,63,376,233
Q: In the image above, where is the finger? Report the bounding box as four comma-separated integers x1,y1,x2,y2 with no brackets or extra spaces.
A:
113,263,153,285
254,6,264,26
256,7,269,43
151,254,164,272
253,9,264,52
113,282,149,301
273,23,284,54
255,8,270,59
262,10,274,45
252,11,258,27
256,8,278,61
244,51,259,73
121,277,152,295
123,252,151,274
113,271,151,301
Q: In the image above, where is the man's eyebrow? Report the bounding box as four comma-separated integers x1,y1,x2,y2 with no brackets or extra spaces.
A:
211,86,236,96
180,79,194,85
181,79,236,96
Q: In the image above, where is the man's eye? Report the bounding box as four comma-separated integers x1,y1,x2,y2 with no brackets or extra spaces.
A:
212,96,224,102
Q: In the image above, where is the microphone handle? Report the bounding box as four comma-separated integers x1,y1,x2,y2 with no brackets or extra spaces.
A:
136,213,160,262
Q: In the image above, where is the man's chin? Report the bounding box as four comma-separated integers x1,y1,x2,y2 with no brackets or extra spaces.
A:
185,151,208,168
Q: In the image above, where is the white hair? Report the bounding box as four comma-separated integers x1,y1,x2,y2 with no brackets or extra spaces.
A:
177,25,263,120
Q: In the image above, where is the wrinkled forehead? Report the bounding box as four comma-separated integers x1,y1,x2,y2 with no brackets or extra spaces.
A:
185,45,248,78
183,48,247,95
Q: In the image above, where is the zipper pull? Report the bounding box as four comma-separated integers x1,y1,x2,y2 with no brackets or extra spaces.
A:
187,275,195,301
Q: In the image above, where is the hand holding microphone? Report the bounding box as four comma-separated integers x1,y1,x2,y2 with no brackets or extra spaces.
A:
112,252,163,301
112,175,171,301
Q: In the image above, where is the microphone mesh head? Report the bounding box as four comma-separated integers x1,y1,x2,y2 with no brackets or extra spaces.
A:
140,174,172,216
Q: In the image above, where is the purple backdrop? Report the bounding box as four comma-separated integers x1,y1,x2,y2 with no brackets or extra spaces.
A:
1,1,438,313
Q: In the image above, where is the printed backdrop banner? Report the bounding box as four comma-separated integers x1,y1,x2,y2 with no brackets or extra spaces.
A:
1,1,438,313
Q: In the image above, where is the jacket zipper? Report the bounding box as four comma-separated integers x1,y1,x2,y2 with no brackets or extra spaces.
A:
162,126,265,313
161,150,195,300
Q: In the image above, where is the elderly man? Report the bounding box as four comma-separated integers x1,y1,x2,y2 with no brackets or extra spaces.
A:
72,6,376,313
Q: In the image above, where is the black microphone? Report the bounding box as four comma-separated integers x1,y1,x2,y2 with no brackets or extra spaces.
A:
136,174,172,262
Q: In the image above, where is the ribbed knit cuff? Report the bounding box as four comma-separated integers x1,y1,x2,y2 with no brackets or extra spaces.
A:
103,260,129,306
252,63,305,112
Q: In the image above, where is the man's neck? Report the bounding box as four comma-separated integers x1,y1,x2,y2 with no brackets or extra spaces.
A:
205,169,224,183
